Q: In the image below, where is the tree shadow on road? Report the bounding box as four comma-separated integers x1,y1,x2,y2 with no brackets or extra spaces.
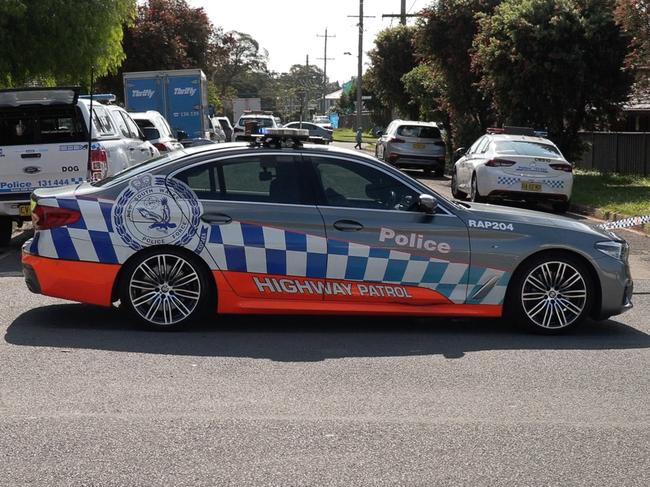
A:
5,303,650,362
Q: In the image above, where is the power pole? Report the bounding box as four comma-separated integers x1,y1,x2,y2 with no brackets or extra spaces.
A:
382,0,420,25
348,0,374,130
317,28,335,114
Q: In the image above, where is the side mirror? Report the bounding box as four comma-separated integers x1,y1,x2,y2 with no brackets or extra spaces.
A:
176,130,188,141
453,147,466,162
375,129,383,137
419,194,437,214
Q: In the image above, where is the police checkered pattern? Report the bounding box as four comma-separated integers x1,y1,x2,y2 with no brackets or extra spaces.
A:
544,179,565,189
497,176,519,186
598,214,650,230
207,221,510,305
30,198,511,305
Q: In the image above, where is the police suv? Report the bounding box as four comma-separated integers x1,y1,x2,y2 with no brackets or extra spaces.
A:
0,88,158,245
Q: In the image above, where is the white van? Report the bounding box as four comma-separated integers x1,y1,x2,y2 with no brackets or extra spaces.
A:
0,87,158,245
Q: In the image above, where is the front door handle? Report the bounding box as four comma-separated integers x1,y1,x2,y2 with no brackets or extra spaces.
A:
333,219,363,232
201,212,232,224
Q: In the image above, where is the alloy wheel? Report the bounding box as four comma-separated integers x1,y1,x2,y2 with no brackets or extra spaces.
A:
128,253,202,326
520,261,587,329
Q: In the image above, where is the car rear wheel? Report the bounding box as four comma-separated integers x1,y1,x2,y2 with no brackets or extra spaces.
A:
0,217,12,247
451,170,467,200
120,248,214,330
434,166,445,177
470,174,486,203
506,253,593,334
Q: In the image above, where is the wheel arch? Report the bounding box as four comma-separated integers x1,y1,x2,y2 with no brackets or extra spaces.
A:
110,245,216,303
504,248,602,319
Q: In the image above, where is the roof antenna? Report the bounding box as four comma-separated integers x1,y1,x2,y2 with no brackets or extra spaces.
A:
86,65,94,176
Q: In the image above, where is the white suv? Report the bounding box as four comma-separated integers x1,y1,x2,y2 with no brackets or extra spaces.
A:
232,112,278,141
0,88,158,245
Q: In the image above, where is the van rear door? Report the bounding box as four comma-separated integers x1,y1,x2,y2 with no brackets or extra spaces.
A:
0,88,88,211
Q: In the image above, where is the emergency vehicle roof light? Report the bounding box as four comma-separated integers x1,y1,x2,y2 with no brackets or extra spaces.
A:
246,128,311,148
487,126,540,136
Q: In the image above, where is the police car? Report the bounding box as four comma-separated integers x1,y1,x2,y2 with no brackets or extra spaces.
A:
22,128,632,333
452,127,573,212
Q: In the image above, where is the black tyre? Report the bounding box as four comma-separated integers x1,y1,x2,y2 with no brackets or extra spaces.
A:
451,170,467,200
423,167,432,177
470,174,486,203
506,252,594,334
552,201,570,213
0,217,12,247
120,247,215,330
434,166,445,178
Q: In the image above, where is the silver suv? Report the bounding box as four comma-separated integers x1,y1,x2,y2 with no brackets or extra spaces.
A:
375,120,446,177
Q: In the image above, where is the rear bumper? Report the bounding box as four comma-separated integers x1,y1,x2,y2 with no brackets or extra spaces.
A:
22,244,120,307
391,154,446,168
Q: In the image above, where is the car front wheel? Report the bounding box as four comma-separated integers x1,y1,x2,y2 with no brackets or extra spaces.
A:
507,253,593,334
120,248,214,330
451,170,467,200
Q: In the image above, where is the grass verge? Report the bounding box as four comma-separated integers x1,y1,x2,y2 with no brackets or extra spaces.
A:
333,128,377,147
573,169,650,216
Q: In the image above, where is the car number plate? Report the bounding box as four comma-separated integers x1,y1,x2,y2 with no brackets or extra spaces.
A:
521,181,542,192
18,204,31,217
413,142,425,149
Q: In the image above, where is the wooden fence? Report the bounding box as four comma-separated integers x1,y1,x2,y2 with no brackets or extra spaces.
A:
578,131,650,175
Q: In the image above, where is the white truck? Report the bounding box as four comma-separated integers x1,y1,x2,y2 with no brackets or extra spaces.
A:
0,87,158,245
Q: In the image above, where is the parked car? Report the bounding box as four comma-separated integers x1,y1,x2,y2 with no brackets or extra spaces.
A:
232,111,278,141
284,121,333,143
0,87,158,245
214,116,233,142
375,120,446,177
312,115,333,130
451,127,573,212
131,110,183,153
208,117,227,143
23,128,632,333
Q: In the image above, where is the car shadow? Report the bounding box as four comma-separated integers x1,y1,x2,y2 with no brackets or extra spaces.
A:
5,303,650,362
0,228,33,277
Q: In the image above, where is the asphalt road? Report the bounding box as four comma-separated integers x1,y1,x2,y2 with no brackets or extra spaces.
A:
2,169,650,485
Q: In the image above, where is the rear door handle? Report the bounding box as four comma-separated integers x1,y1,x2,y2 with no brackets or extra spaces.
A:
201,212,232,224
333,219,363,232
21,153,41,159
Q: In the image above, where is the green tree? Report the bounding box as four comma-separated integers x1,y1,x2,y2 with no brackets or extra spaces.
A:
615,0,650,69
474,0,632,158
0,0,136,86
416,0,501,149
401,64,442,121
366,25,418,119
98,0,214,98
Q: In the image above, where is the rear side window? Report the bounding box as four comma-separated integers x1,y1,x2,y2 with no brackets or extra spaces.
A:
174,155,303,204
92,105,116,136
494,140,561,157
0,106,86,146
396,125,441,139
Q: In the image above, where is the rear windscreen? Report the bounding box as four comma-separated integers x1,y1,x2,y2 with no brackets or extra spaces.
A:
494,140,561,157
396,125,441,139
238,117,275,128
0,105,87,146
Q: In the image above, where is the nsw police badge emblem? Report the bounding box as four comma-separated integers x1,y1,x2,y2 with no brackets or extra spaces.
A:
113,174,206,252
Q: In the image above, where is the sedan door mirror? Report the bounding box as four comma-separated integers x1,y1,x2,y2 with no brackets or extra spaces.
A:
176,130,188,141
454,147,467,162
419,194,437,214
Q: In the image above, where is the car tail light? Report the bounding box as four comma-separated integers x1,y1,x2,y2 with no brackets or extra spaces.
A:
32,204,81,230
153,142,169,152
87,146,108,182
485,158,516,167
389,137,405,143
550,163,573,172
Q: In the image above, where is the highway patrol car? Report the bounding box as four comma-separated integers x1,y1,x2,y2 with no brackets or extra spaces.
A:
22,129,632,333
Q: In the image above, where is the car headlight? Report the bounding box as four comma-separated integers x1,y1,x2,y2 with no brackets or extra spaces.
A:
595,240,629,262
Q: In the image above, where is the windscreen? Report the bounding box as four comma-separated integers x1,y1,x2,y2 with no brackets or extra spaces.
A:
0,105,86,146
396,125,441,139
494,140,561,157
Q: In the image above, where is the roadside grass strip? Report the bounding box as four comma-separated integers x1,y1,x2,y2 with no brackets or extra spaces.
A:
572,170,650,216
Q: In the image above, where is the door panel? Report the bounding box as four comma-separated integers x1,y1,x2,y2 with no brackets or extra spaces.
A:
172,153,327,301
307,155,472,306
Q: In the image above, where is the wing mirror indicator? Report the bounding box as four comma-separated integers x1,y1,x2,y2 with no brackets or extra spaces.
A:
419,194,437,214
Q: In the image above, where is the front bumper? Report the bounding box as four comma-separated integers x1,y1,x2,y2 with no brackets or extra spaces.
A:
593,254,633,320
22,241,120,307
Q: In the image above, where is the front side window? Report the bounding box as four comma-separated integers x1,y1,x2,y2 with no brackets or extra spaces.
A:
310,157,419,211
174,154,304,204
120,111,142,139
111,110,131,138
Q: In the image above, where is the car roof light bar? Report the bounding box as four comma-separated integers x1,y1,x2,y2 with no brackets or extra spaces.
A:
79,93,116,103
